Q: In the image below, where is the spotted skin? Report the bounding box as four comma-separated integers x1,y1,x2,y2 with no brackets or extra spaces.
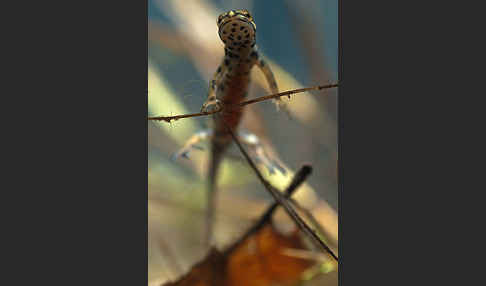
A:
181,10,286,246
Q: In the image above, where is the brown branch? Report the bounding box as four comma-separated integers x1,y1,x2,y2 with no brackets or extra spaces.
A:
147,109,220,122
220,117,338,261
238,83,338,107
147,83,338,123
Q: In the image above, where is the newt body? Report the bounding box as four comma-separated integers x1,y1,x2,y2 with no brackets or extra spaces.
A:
176,9,285,245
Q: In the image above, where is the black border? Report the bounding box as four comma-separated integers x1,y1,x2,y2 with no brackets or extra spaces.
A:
5,1,148,284
339,0,462,285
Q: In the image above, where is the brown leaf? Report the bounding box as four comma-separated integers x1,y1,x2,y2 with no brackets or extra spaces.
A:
162,248,226,286
163,224,314,286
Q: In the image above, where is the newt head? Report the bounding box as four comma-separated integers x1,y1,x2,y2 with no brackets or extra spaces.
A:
217,9,256,49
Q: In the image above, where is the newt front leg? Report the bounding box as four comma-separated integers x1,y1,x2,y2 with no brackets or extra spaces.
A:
255,55,289,111
201,65,226,113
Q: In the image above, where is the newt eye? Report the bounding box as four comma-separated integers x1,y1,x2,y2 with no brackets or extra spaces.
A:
217,15,224,25
238,9,252,19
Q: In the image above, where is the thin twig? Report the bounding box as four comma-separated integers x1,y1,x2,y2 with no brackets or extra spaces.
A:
289,197,337,249
238,83,338,107
147,109,220,122
221,118,338,261
147,83,338,122
224,165,312,255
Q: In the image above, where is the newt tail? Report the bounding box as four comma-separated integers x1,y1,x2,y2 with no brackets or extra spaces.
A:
206,137,227,244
